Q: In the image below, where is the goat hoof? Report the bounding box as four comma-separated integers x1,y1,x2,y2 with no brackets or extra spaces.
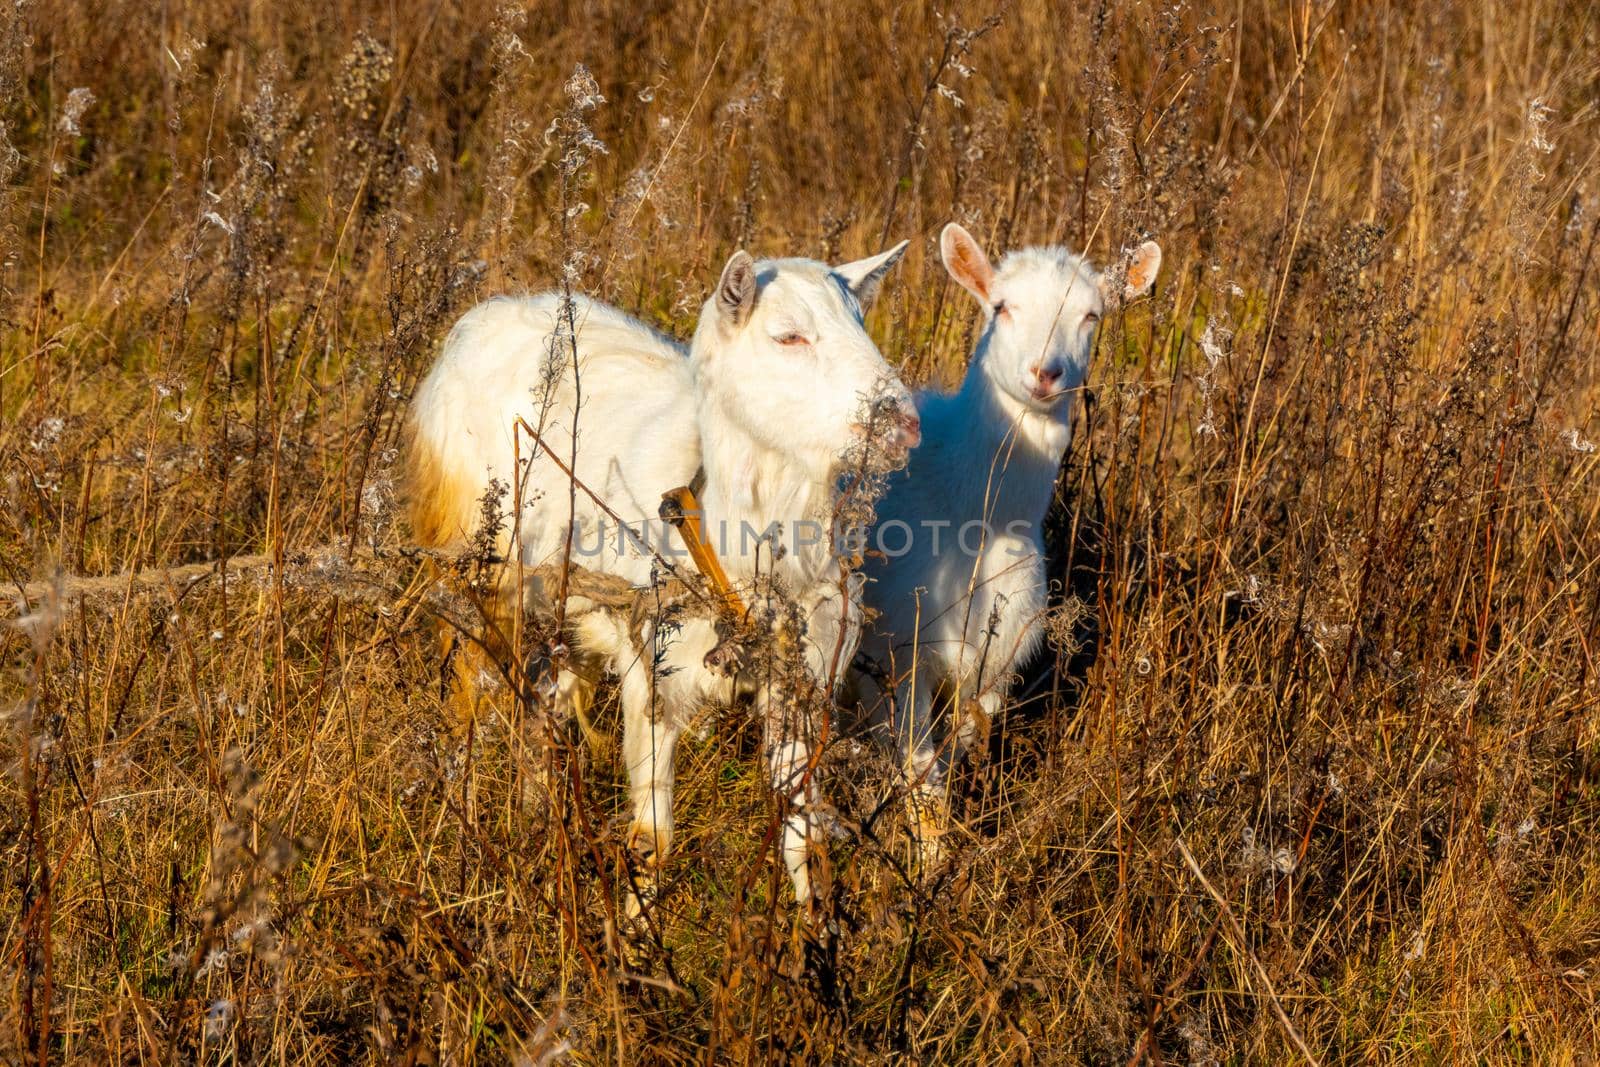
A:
913,834,949,877
626,821,670,871
623,880,657,924
908,790,952,876
519,767,557,817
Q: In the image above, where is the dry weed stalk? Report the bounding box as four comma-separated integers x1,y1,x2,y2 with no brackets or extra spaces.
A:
1,1,1598,1062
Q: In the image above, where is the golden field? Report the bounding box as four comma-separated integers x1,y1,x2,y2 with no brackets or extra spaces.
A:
2,0,1599,1061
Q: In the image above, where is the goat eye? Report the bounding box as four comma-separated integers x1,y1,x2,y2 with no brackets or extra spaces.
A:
1084,311,1100,325
992,300,1008,317
775,332,810,347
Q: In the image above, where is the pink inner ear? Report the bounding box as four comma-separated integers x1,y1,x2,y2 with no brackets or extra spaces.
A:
945,229,994,300
1127,243,1162,294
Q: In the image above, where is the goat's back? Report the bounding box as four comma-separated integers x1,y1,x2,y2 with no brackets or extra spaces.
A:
406,294,700,584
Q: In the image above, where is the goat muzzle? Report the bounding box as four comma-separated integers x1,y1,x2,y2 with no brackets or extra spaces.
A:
892,409,922,451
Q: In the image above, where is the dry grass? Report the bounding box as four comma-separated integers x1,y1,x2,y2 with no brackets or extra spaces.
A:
3,0,1599,1062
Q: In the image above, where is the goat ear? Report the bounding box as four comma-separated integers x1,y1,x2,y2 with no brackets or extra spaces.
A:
940,223,995,303
715,250,758,327
834,239,910,313
1117,240,1163,300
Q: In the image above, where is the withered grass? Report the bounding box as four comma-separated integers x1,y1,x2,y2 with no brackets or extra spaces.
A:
2,1,1599,1062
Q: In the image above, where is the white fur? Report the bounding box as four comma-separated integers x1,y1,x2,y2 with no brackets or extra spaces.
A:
410,245,915,904
858,224,1160,838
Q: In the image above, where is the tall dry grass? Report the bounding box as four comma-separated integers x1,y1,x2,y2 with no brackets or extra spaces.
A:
2,0,1598,1061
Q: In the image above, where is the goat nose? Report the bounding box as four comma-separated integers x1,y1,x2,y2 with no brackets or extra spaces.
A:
1033,365,1062,387
898,411,922,449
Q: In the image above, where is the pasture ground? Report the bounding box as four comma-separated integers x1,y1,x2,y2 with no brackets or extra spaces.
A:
3,1,1599,1061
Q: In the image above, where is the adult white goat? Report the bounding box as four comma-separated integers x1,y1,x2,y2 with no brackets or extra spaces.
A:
407,244,918,906
857,222,1160,861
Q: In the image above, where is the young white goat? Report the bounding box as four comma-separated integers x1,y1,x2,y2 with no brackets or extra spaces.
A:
407,245,918,906
857,223,1160,859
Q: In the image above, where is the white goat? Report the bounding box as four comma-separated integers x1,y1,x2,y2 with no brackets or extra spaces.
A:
857,222,1160,857
407,244,918,905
